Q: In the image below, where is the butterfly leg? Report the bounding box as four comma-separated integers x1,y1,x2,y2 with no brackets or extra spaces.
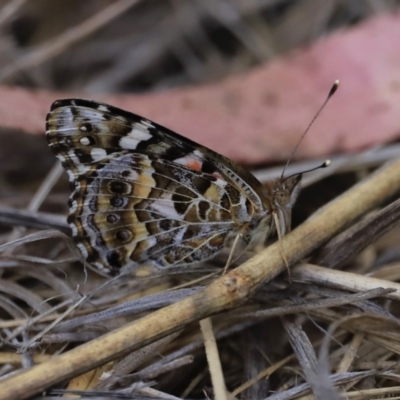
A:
222,233,242,275
273,211,291,283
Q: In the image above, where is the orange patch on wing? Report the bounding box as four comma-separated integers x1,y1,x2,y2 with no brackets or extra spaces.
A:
187,160,202,171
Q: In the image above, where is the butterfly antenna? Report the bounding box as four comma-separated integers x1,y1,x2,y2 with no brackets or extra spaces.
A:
280,80,340,181
283,159,331,182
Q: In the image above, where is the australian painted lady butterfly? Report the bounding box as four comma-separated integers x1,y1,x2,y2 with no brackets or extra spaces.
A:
46,100,302,275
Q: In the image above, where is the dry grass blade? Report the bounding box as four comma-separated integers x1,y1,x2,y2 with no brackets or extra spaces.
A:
0,206,68,232
200,317,228,400
25,162,64,213
231,355,292,398
345,387,400,399
0,229,70,253
237,287,394,319
96,331,182,390
336,332,364,374
0,279,50,314
293,264,400,301
0,158,400,399
283,320,340,400
0,0,140,82
283,320,317,385
53,288,200,333
266,370,375,400
0,0,26,28
314,196,400,268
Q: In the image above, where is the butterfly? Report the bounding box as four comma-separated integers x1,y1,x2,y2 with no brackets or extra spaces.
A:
46,99,302,275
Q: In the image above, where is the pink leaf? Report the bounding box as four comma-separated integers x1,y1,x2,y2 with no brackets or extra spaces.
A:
1,12,400,164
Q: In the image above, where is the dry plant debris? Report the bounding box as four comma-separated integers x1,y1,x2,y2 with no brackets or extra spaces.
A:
1,153,400,399
0,2,400,400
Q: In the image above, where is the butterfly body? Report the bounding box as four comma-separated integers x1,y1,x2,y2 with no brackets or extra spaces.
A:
46,99,301,275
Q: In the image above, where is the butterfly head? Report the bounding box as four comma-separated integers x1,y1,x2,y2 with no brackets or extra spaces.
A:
269,159,330,236
269,173,302,236
274,174,302,208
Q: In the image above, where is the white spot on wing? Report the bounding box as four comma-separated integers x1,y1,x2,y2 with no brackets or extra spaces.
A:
119,126,152,150
121,169,138,180
141,120,155,128
69,223,78,236
67,150,80,164
97,105,109,112
90,147,107,161
80,137,90,145
151,200,182,220
77,243,89,258
66,170,75,182
70,200,78,213
57,108,74,134
93,261,109,272
174,154,200,167
76,164,90,174
57,128,75,134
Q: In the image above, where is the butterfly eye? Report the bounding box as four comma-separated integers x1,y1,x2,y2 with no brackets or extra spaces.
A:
275,190,290,207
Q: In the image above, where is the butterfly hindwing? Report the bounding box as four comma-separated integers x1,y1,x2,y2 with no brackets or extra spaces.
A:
46,99,262,274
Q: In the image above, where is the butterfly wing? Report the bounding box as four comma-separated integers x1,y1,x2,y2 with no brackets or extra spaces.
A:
46,99,267,274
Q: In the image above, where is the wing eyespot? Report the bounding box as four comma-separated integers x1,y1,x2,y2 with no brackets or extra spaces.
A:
106,214,119,224
108,180,132,195
109,196,126,208
79,122,93,132
115,229,133,243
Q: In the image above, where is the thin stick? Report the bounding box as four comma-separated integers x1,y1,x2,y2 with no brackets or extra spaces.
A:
292,263,400,301
28,162,64,213
200,318,228,400
1,158,400,400
336,332,364,374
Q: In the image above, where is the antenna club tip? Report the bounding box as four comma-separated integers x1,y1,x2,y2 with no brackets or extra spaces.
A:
328,80,340,98
322,159,331,168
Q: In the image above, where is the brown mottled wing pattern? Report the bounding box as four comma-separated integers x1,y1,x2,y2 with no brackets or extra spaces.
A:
46,99,268,274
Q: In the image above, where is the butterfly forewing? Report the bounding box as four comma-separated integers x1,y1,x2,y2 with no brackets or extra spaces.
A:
46,99,269,274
